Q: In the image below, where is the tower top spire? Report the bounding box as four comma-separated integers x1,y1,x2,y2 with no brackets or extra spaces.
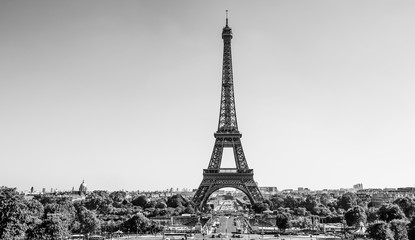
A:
222,10,232,39
226,10,229,26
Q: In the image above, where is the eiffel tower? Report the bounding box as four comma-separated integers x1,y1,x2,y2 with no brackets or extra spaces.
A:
193,12,264,208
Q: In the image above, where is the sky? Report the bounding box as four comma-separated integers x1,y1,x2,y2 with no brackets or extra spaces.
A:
1,1,415,192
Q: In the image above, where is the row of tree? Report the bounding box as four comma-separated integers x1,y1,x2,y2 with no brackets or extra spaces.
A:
0,187,194,239
251,192,415,240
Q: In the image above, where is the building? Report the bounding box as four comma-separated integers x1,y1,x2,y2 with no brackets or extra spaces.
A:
371,193,394,207
79,180,87,195
259,187,278,194
353,183,363,190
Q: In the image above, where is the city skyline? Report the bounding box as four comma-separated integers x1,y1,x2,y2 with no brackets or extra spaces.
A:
1,1,415,192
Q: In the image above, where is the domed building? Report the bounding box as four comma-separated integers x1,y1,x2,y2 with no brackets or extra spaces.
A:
79,180,87,195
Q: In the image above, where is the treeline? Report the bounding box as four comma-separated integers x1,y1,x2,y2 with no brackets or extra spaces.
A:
0,187,195,239
252,192,415,240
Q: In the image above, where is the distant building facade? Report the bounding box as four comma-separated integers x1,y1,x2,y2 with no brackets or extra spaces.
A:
353,183,363,190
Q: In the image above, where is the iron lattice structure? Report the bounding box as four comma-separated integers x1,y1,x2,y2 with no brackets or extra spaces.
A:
193,16,263,208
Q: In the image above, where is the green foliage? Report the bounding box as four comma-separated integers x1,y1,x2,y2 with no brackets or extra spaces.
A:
131,195,149,208
43,202,76,232
275,213,291,231
394,197,415,219
155,201,167,209
304,195,318,213
338,193,357,211
174,206,185,216
319,194,331,207
25,199,44,235
109,191,127,203
313,206,331,216
344,206,367,227
407,216,415,240
28,214,71,240
269,194,285,209
294,207,307,216
166,194,187,208
5,186,398,238
183,205,195,214
148,221,163,234
324,214,344,223
0,187,30,239
263,199,273,210
269,193,345,217
223,194,233,200
122,213,150,233
289,216,311,229
389,219,408,240
85,191,113,214
252,202,267,214
101,220,121,234
378,204,406,222
367,221,394,240
367,207,380,223
0,187,175,238
284,195,301,209
75,206,101,234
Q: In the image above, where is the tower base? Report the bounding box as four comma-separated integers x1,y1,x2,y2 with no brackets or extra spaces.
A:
193,168,263,208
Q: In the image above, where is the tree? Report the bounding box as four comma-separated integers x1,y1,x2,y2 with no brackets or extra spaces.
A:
43,201,76,226
252,202,267,214
338,193,357,211
123,213,150,233
378,204,406,222
263,199,273,210
28,214,71,240
101,220,119,234
270,194,285,210
155,201,167,209
407,216,415,240
158,209,168,216
0,187,31,239
394,198,415,219
367,207,379,223
166,195,187,208
109,191,127,203
344,206,367,227
223,194,233,200
173,206,185,216
25,198,44,234
294,207,307,216
389,219,408,240
313,206,331,216
289,216,311,229
304,195,318,213
84,191,113,214
183,205,195,214
320,194,332,207
148,221,163,234
75,206,101,234
275,213,291,232
285,195,303,209
132,195,149,208
367,221,394,240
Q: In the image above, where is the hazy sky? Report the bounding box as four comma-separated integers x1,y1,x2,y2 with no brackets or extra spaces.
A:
1,1,415,192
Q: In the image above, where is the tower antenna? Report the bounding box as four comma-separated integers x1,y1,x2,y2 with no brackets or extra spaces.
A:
226,10,229,26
